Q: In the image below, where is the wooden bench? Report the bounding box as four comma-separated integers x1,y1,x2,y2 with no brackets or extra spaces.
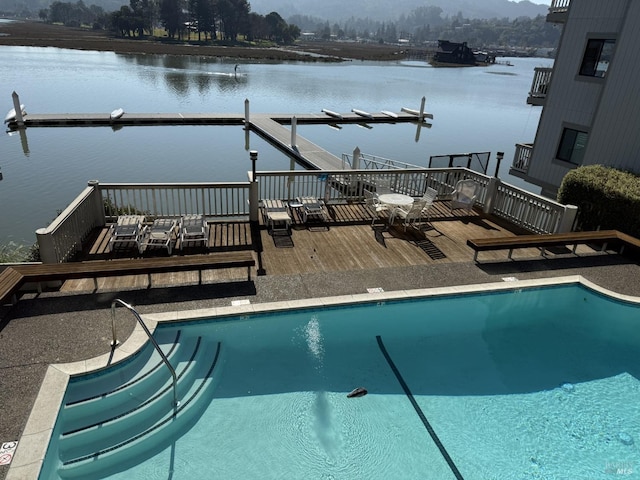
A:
466,230,640,262
1,251,256,306
0,267,25,306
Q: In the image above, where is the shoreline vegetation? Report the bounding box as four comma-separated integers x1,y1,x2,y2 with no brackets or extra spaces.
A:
0,20,413,62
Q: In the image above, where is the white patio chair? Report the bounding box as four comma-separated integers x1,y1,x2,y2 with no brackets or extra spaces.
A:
451,179,480,213
179,214,209,249
391,199,427,231
364,189,390,226
420,187,438,222
139,218,178,255
108,215,145,252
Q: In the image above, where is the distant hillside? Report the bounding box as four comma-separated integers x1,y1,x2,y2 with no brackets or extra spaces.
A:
3,0,548,20
249,0,549,22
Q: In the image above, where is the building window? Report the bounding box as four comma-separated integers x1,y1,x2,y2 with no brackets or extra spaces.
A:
557,128,588,165
579,39,615,77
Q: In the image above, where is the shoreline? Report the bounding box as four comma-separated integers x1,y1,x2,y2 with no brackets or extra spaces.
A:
0,20,411,62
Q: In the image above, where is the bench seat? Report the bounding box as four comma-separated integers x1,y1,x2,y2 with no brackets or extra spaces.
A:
1,251,255,306
466,230,631,262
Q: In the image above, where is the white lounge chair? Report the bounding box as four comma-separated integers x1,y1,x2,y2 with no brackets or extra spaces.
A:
139,218,177,255
179,214,209,249
451,179,479,213
391,199,427,231
263,199,292,234
297,197,326,223
108,215,145,252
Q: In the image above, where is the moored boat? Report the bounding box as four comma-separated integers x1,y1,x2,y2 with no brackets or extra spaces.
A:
4,104,26,123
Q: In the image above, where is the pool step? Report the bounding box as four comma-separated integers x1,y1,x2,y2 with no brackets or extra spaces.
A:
56,339,222,479
62,330,186,431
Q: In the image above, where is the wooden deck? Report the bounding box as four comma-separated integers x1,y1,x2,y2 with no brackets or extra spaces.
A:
54,200,589,293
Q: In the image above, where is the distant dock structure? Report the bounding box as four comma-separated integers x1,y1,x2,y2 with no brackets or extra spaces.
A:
5,94,433,171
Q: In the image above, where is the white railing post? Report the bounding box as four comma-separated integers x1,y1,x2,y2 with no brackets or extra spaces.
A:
11,91,25,127
291,116,297,148
352,146,361,170
249,151,259,222
36,228,58,264
556,204,578,233
483,176,500,215
87,180,106,227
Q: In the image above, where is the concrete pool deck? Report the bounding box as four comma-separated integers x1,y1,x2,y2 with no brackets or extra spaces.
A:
2,255,640,479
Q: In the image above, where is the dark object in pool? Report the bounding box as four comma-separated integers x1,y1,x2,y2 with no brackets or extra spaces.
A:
347,387,368,398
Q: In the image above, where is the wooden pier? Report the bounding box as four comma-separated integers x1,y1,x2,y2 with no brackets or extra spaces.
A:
9,108,427,170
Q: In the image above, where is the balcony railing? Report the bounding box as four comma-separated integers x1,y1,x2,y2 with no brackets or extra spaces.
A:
35,168,578,263
527,67,553,106
511,143,534,174
547,0,570,22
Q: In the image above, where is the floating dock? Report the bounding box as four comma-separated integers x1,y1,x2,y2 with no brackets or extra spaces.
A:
8,109,426,170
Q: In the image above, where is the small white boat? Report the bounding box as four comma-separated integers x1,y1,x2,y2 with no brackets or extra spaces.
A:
110,108,124,120
4,104,26,123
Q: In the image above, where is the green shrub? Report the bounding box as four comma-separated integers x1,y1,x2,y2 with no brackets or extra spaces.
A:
558,165,640,236
0,241,40,263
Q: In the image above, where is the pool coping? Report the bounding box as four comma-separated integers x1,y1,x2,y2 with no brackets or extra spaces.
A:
7,274,640,479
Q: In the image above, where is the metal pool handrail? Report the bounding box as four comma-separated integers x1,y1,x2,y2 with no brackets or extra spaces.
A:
111,299,180,411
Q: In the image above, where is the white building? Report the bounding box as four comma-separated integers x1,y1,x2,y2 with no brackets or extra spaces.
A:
510,0,640,198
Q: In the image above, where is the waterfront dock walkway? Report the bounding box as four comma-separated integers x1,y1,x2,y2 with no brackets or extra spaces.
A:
16,110,423,170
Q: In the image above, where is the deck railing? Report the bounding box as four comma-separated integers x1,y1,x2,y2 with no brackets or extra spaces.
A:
528,67,553,105
547,0,570,22
511,143,534,174
99,181,250,221
36,168,577,263
35,182,105,264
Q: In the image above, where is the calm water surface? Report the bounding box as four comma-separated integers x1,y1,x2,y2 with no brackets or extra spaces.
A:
0,46,551,244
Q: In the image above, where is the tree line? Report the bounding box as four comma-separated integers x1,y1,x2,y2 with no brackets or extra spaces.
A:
38,0,301,44
291,6,559,48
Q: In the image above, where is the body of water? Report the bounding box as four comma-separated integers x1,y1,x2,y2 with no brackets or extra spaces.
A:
0,45,551,244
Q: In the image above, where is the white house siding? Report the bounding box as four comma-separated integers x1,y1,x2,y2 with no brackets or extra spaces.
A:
583,1,640,171
527,0,630,193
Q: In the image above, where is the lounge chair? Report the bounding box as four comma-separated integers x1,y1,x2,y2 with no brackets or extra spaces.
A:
179,214,209,250
139,218,178,255
108,215,145,252
263,199,292,234
391,199,427,231
451,179,480,213
297,196,326,223
364,189,390,226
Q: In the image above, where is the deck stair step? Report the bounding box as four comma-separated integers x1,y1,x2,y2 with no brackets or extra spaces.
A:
55,339,222,479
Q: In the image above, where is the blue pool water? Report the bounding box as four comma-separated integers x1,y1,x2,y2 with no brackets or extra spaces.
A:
41,284,640,479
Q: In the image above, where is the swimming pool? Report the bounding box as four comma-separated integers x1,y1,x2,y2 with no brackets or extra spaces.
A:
32,278,640,478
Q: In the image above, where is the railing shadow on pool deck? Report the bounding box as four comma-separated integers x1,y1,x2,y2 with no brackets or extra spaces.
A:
33,167,577,264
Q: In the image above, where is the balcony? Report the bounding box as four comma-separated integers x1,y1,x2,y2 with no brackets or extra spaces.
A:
547,0,570,23
511,143,533,175
527,67,553,106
